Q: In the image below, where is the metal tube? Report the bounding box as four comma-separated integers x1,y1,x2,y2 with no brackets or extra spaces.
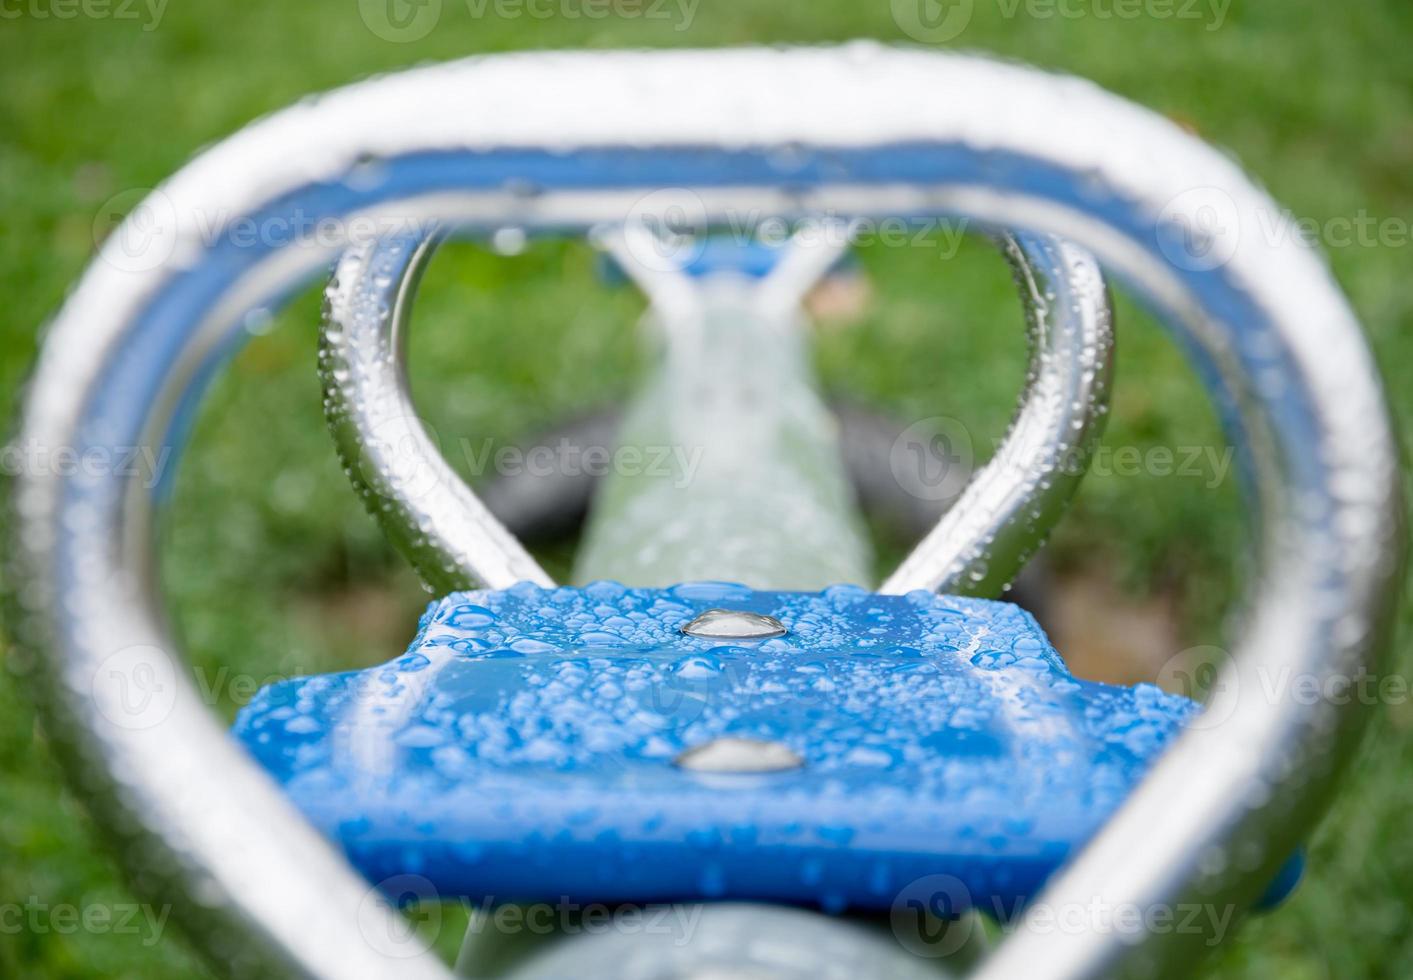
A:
570,231,874,588
323,227,1113,596
883,231,1113,596
322,228,554,594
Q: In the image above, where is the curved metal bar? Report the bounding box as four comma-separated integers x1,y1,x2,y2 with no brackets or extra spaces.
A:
883,231,1114,595
323,227,1113,597
322,229,554,594
4,46,1402,979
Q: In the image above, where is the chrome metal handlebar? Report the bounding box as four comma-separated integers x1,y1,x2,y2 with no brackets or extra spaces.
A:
322,229,555,594
322,226,1113,597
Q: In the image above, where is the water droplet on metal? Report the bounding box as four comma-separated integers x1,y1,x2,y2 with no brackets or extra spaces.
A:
681,608,786,640
673,736,803,773
491,226,527,255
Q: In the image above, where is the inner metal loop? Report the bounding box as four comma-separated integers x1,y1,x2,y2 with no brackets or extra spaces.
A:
322,226,1113,596
322,229,554,593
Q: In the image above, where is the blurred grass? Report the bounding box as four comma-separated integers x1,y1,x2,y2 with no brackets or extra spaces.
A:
1,0,1411,976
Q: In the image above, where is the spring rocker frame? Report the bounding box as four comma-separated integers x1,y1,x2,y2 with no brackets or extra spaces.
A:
4,45,1404,979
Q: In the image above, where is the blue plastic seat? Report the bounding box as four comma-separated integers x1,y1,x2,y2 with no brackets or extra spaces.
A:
228,581,1272,915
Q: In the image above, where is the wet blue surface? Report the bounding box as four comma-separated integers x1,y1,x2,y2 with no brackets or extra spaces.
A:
234,582,1206,913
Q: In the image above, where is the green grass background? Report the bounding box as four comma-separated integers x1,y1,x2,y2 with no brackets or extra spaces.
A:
1,0,1410,975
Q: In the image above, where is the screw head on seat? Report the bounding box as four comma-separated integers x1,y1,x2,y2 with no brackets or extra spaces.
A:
673,736,805,773
681,609,788,640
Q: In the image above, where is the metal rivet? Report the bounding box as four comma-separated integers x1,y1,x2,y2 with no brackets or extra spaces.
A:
673,737,804,773
681,608,787,640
